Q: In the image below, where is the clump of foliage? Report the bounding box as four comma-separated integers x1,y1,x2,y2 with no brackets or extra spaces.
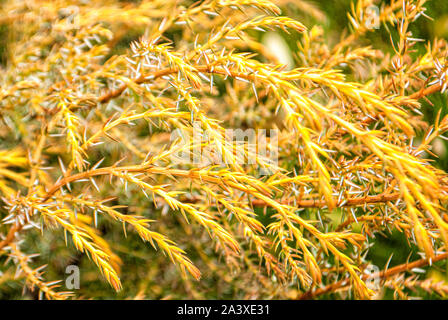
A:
1,0,448,300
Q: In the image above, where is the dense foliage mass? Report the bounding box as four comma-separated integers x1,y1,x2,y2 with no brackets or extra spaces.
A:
1,0,448,299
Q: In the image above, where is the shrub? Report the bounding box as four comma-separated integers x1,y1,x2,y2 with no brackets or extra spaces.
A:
0,0,448,299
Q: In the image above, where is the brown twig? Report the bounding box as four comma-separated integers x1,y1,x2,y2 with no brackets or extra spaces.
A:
180,191,400,208
97,65,258,104
249,192,400,208
408,83,442,100
44,165,401,209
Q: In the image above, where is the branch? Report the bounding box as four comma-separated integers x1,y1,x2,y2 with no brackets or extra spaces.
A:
0,224,22,251
180,191,399,208
97,65,258,104
249,192,400,208
408,83,442,100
